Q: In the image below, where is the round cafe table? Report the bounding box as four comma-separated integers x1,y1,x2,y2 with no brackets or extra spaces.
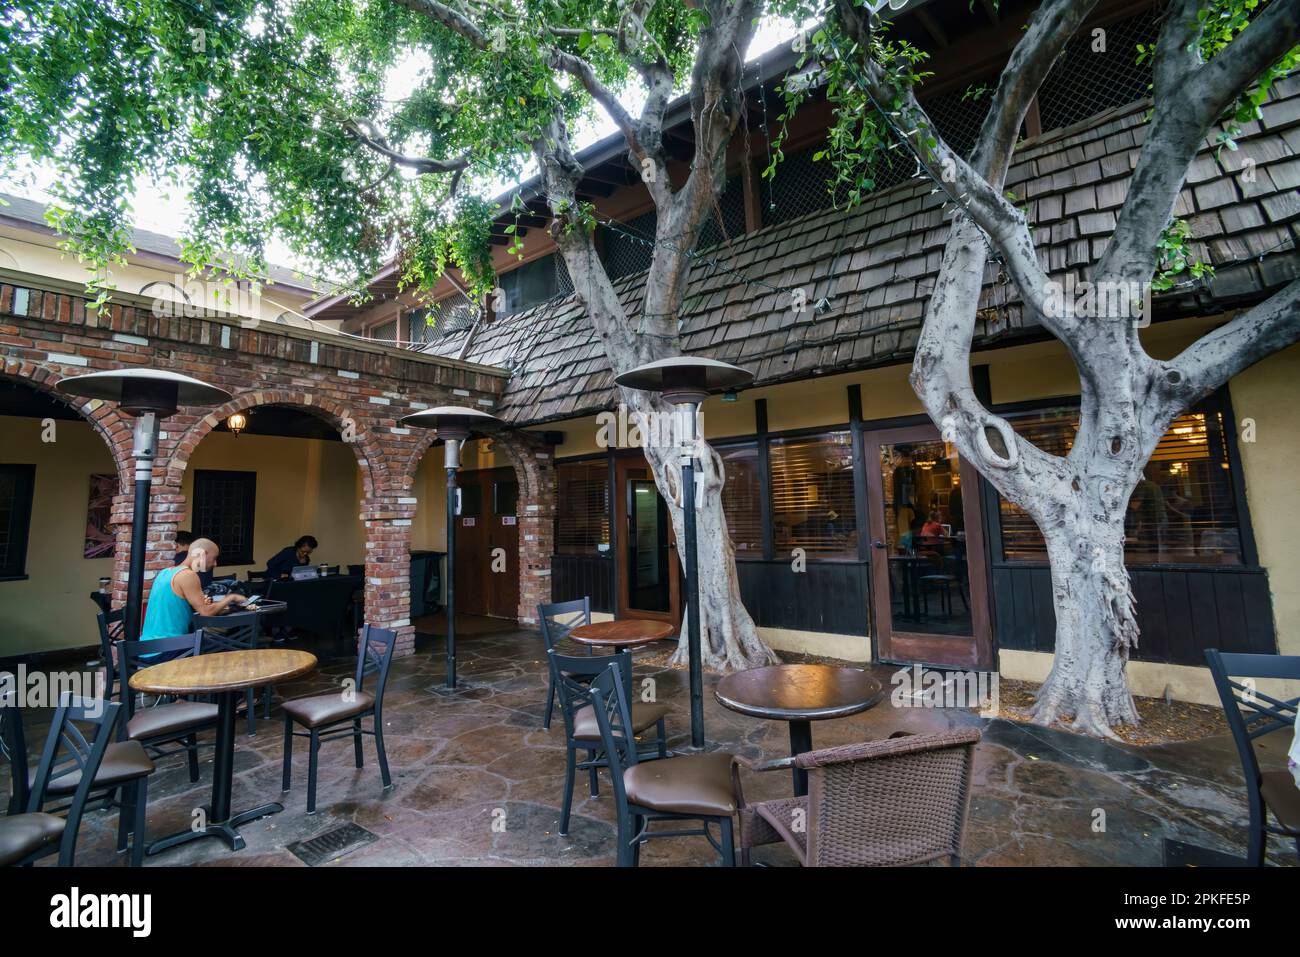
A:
569,619,675,700
130,648,317,855
715,663,884,797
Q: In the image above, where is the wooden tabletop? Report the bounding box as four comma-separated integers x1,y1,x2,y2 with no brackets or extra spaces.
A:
129,649,318,695
715,664,883,721
569,619,676,648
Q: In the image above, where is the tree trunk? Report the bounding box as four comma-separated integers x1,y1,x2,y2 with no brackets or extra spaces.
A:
1031,506,1141,737
629,392,779,671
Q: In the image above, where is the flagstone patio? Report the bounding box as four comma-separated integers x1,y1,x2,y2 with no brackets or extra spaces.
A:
9,620,1296,867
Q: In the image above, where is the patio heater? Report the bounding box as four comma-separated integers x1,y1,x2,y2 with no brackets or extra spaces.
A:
614,356,754,749
399,405,504,689
57,369,232,644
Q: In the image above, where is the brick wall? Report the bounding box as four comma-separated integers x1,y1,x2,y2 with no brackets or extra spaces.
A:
0,280,556,657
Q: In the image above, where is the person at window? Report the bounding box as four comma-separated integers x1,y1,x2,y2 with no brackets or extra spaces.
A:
173,529,213,588
140,538,246,642
266,535,318,580
921,512,945,537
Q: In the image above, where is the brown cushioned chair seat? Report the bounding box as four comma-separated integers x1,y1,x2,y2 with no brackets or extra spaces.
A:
1261,771,1300,833
126,700,219,740
46,741,154,795
572,701,669,741
624,751,738,816
282,691,374,729
0,813,65,866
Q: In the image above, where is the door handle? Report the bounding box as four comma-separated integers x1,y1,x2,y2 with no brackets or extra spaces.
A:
872,540,887,549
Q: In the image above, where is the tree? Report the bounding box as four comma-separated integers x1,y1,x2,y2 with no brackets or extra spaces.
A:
786,0,1299,735
0,0,780,671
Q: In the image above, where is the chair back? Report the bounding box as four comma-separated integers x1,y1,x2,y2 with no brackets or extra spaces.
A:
1205,650,1299,805
118,632,205,721
1,685,28,815
579,664,639,813
193,610,261,654
537,598,591,651
28,693,124,812
356,625,398,706
546,649,632,742
795,728,980,866
96,608,125,700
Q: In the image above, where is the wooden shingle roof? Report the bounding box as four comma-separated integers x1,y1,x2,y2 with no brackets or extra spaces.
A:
432,77,1300,425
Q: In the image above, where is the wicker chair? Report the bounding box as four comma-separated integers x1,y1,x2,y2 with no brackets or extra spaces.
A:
738,727,980,866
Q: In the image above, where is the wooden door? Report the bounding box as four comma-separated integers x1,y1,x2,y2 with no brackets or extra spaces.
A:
614,455,681,627
864,424,993,669
453,467,521,620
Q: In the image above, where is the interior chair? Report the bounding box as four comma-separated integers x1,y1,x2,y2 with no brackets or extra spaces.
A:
1205,649,1299,865
194,610,269,735
738,728,981,866
1,695,129,867
547,649,669,835
118,632,217,781
537,597,592,730
23,694,154,866
2,687,30,816
281,624,396,814
578,664,739,867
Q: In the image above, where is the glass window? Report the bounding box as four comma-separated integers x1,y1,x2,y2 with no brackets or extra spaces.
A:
718,443,762,556
193,469,256,565
769,432,857,559
555,460,611,555
0,464,35,578
999,400,1244,565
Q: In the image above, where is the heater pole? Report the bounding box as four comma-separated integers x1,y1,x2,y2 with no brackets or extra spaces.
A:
123,413,159,644
444,437,461,688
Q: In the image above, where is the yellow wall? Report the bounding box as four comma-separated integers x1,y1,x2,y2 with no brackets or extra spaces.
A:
0,415,117,654
179,432,366,573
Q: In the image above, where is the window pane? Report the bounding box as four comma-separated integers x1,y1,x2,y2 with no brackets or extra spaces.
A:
0,464,35,577
999,402,1244,565
555,460,610,555
769,432,857,559
193,469,256,565
718,443,762,556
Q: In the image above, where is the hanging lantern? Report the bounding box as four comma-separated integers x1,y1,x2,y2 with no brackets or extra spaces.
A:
227,411,248,437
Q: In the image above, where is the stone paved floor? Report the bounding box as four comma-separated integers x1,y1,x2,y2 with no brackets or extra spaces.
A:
9,619,1297,867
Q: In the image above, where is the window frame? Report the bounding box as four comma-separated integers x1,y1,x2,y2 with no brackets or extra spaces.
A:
192,469,258,566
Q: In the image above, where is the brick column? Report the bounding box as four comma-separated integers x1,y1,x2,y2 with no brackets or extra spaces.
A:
360,493,418,658
108,484,186,613
506,434,557,625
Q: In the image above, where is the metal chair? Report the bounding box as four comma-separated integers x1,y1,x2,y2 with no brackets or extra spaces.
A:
23,694,154,866
281,624,396,814
546,649,669,835
1,695,130,866
118,632,217,780
737,728,981,866
1,687,30,816
579,664,739,867
95,608,125,703
1205,649,1300,865
194,610,268,735
537,597,592,730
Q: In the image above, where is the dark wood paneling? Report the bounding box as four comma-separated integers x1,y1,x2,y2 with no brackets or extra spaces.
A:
992,563,1276,665
736,560,870,635
550,554,615,614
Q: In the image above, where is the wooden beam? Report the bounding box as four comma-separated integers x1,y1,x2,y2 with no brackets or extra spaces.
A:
915,8,949,49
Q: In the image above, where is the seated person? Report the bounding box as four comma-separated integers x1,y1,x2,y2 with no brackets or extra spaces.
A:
173,529,213,588
140,538,247,642
266,535,318,580
921,512,945,538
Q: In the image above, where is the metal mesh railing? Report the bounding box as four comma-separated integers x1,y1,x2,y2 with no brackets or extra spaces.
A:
696,174,748,251
1037,4,1158,133
406,290,478,345
602,208,657,280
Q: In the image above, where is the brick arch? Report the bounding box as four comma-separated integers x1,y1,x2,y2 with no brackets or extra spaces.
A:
0,359,134,491
399,425,555,623
167,390,384,497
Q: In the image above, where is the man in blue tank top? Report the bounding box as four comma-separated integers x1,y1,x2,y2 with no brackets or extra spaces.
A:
140,537,247,642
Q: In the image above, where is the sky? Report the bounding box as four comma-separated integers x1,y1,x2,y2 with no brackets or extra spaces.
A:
1,14,805,288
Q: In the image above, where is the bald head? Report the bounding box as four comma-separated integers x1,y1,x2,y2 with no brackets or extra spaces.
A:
187,538,220,572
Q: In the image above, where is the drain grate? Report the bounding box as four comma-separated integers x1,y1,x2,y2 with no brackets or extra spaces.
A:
287,823,379,866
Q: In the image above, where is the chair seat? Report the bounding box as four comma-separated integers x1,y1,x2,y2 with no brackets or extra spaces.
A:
1261,770,1300,833
572,701,670,741
46,741,154,795
126,700,219,740
624,751,737,816
282,691,374,729
0,813,65,866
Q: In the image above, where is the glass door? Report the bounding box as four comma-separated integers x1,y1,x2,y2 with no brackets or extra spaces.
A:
615,456,680,624
864,425,993,669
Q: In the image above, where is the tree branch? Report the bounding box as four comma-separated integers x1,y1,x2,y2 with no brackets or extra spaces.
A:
344,117,470,181
1097,0,1300,286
